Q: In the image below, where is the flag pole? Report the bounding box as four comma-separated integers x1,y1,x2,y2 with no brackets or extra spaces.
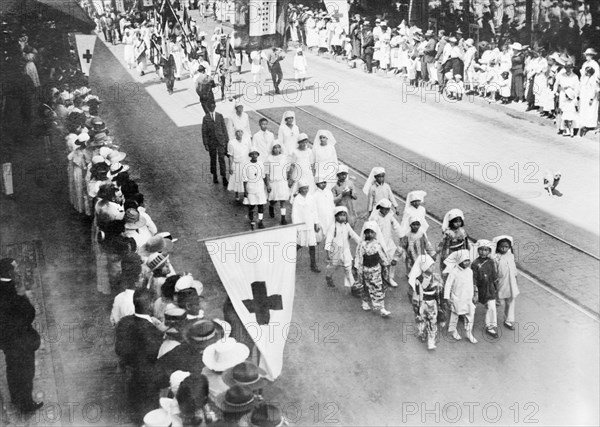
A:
197,223,304,243
164,0,193,54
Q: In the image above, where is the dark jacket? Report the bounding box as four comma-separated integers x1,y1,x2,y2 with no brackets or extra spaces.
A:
115,315,162,367
0,280,40,352
201,111,228,148
471,258,498,304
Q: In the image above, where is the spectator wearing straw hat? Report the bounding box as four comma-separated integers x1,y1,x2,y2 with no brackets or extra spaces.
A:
158,319,224,379
124,207,155,251
214,385,257,426
222,361,269,397
202,337,250,400
250,403,289,427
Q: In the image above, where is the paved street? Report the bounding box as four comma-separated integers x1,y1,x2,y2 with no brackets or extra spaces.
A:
0,15,598,427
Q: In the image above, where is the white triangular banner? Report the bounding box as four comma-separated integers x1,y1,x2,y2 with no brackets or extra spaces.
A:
75,34,98,76
205,225,298,381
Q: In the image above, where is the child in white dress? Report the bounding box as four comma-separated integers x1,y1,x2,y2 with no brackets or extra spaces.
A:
243,147,268,230
325,206,361,290
265,142,290,225
293,48,308,90
313,176,335,243
292,180,321,272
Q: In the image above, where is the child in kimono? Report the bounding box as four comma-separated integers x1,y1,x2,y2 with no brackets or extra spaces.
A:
493,235,520,330
265,142,290,225
325,207,360,291
408,255,443,350
292,180,321,272
332,164,358,227
471,239,499,338
243,148,268,230
313,176,335,243
355,221,391,317
399,215,437,284
369,198,403,288
443,249,478,343
363,166,398,217
440,209,470,281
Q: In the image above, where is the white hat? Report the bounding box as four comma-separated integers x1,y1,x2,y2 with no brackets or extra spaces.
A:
297,179,310,188
408,254,436,290
334,206,348,215
337,164,349,174
492,235,513,245
169,371,191,394
443,249,471,274
375,198,393,209
298,133,309,142
475,239,494,249
98,146,113,159
362,166,386,195
510,42,523,50
202,338,250,372
442,208,464,232
175,275,203,295
142,409,179,427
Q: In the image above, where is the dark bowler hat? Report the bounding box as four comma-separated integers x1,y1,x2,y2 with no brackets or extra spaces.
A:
214,385,257,413
222,361,270,391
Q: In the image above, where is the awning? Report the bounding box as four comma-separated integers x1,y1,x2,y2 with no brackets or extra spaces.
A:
1,0,96,32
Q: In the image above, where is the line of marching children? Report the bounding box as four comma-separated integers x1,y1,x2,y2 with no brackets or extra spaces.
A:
225,109,521,351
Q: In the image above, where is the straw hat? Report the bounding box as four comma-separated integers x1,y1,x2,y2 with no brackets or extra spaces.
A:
124,208,147,230
250,403,286,427
146,252,170,271
107,150,126,163
214,385,257,413
222,361,270,391
584,48,597,56
184,319,224,349
202,337,250,372
175,275,203,295
142,235,174,255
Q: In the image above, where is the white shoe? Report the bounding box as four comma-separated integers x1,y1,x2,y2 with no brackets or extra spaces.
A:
451,331,462,340
388,279,399,288
379,308,391,318
361,301,371,311
466,332,478,344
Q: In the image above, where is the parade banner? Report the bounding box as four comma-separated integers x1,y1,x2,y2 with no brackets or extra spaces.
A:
204,225,298,381
74,34,98,76
233,0,288,51
324,0,349,33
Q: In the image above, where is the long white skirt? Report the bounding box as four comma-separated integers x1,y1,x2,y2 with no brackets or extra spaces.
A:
227,162,246,193
297,229,317,247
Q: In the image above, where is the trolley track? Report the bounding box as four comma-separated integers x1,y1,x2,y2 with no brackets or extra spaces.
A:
249,106,600,322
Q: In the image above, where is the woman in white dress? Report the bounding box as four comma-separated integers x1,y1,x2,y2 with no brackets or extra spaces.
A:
293,48,308,90
292,179,321,272
312,130,338,189
305,12,318,50
122,27,135,69
227,129,250,201
578,66,599,136
555,60,579,137
289,133,315,195
227,102,251,141
277,110,299,156
170,35,184,79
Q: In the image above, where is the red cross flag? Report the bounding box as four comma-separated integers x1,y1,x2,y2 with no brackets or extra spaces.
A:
204,224,299,381
74,34,98,76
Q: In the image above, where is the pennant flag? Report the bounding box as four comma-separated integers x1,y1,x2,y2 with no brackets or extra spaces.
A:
205,225,298,381
75,34,98,76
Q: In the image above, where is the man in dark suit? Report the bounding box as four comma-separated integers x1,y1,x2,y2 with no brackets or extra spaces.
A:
362,23,374,73
115,288,163,422
0,258,43,413
201,102,229,186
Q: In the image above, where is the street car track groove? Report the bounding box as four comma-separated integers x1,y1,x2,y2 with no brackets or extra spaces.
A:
251,108,600,322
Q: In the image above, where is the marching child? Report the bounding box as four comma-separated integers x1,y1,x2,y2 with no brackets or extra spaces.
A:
313,176,335,243
471,239,499,338
363,166,398,217
324,207,361,291
243,147,268,230
493,235,519,331
443,249,478,343
398,215,437,283
332,164,358,227
292,180,321,272
369,199,403,288
227,129,250,202
408,255,444,350
293,47,308,90
265,142,290,224
440,209,470,282
355,221,391,317
399,190,429,236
